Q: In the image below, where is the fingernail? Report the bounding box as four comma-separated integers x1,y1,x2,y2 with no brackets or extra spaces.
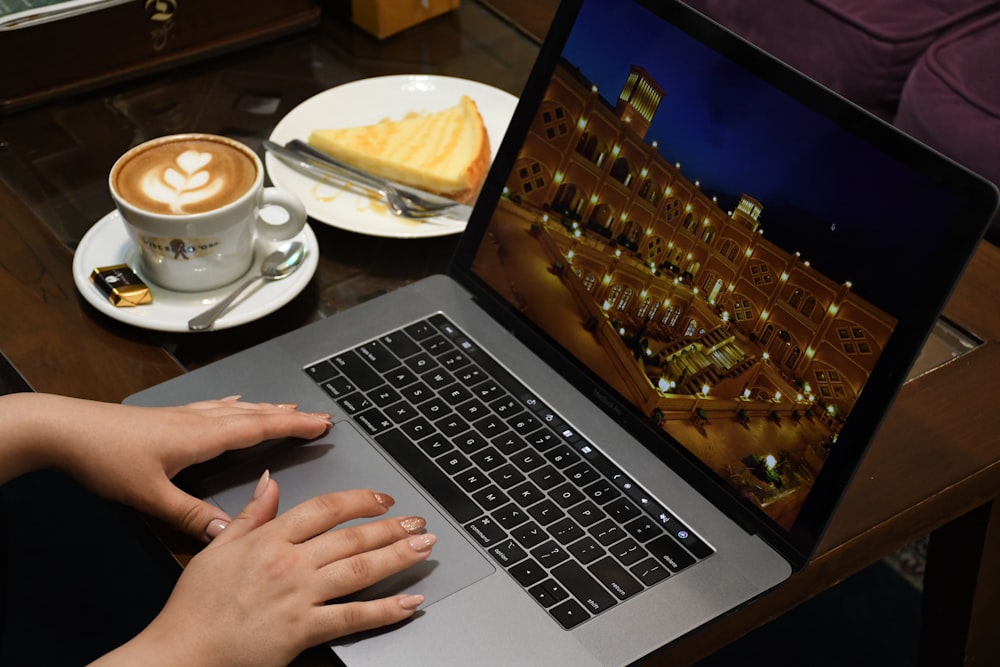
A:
399,594,425,611
277,403,298,410
408,533,436,552
400,517,426,534
307,412,334,422
253,469,270,499
373,491,395,508
221,394,242,402
206,518,229,539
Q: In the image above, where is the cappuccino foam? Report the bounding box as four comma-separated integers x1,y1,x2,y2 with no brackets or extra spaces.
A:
114,137,258,215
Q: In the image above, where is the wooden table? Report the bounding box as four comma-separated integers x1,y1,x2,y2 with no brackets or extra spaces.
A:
1,2,997,665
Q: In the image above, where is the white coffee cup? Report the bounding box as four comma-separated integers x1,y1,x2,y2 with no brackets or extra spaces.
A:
110,133,306,292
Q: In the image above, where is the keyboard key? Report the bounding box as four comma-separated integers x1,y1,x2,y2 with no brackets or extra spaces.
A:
385,367,419,389
331,351,382,391
552,561,617,615
320,376,356,399
454,431,489,455
437,451,472,476
528,464,564,490
510,449,545,473
304,360,338,383
470,446,505,471
630,558,670,586
374,429,480,524
509,481,545,507
606,497,642,523
440,383,473,404
421,369,454,391
404,352,438,374
491,431,528,455
548,517,584,545
582,479,620,505
403,320,437,341
358,340,401,373
465,516,506,547
567,500,604,527
489,464,525,489
531,540,571,568
624,516,663,543
456,469,490,493
527,499,565,526
567,536,604,564
509,559,547,588
550,599,590,629
494,504,529,530
646,535,697,572
379,331,421,358
609,537,647,566
472,485,509,511
399,417,434,440
529,579,569,608
369,385,402,407
487,540,528,567
415,433,453,458
400,381,435,405
545,445,580,469
551,482,585,509
588,556,643,601
336,392,370,415
456,398,489,422
564,462,598,487
510,521,547,549
589,519,627,546
421,334,453,356
353,407,392,435
435,414,471,438
415,395,450,420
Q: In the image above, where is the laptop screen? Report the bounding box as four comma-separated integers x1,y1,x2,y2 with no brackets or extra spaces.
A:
454,0,997,561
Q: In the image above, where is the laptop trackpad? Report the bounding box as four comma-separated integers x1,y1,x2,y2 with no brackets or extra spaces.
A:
199,420,494,609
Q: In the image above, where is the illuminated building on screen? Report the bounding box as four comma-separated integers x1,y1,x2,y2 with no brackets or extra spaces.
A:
474,61,896,525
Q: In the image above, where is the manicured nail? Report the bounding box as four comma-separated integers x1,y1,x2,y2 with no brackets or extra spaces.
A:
307,411,334,422
408,533,436,552
206,518,229,539
277,403,298,410
253,469,270,499
221,394,242,402
373,491,395,508
399,594,425,611
400,517,426,534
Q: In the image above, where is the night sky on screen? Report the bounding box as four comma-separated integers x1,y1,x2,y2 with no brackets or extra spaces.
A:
559,0,959,304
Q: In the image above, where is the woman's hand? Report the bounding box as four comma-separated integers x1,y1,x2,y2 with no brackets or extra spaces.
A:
1,392,332,541
93,477,434,666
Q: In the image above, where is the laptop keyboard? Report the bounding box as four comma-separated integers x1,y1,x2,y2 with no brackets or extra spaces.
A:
304,314,714,629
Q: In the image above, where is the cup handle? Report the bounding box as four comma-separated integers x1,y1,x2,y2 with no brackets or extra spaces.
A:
256,187,307,242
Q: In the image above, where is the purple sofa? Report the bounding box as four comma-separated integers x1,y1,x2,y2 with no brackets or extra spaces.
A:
684,0,1000,244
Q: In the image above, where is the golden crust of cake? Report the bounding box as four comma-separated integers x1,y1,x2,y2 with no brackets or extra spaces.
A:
308,95,490,204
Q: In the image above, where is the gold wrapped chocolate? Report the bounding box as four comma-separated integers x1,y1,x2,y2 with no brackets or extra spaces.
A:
90,264,153,307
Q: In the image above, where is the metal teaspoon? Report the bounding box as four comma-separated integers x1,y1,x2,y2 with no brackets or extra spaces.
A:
187,242,306,331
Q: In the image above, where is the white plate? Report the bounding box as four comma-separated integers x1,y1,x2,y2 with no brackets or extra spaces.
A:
266,75,518,239
72,210,319,332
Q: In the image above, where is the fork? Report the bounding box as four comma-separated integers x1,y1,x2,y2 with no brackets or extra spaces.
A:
264,140,469,220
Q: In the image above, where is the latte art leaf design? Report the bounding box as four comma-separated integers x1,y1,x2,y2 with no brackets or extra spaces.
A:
142,149,226,214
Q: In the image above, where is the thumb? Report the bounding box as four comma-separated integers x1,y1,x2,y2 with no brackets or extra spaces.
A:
205,470,280,548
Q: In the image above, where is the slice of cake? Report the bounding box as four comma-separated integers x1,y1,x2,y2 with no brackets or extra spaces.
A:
308,95,490,204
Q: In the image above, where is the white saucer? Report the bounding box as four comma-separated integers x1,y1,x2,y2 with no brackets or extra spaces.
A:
72,210,319,332
266,75,518,239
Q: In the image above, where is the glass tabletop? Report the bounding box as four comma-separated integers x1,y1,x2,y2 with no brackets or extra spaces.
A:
0,2,541,369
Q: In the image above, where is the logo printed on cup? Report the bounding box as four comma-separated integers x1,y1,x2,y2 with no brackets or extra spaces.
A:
110,133,306,292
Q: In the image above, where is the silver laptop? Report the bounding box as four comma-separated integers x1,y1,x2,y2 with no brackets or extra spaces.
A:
127,0,998,664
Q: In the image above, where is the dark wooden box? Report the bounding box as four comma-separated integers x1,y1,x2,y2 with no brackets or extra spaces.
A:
1,0,321,113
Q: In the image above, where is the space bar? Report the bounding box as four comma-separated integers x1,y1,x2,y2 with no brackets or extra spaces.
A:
373,429,482,524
